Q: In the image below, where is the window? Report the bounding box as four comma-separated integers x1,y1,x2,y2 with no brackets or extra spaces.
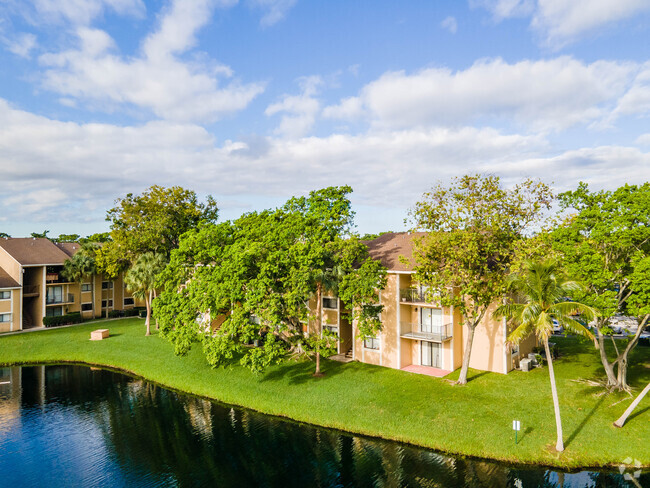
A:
101,281,113,290
124,297,134,306
0,313,11,323
81,303,93,311
364,336,379,350
46,286,63,304
46,307,63,317
81,283,91,292
0,291,10,300
101,299,113,308
322,297,338,310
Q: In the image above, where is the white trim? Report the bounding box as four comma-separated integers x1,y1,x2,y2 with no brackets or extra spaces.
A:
396,274,401,369
388,270,415,274
41,265,46,326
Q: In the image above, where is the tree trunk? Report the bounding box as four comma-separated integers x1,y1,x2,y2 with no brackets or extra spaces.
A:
614,382,650,428
615,315,648,391
145,290,152,336
596,328,618,387
153,289,159,330
315,350,321,375
315,282,322,374
457,322,477,385
545,338,564,452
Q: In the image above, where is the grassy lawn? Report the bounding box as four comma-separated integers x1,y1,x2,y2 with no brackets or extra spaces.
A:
0,318,648,468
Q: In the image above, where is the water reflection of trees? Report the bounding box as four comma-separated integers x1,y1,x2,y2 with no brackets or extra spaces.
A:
18,366,646,488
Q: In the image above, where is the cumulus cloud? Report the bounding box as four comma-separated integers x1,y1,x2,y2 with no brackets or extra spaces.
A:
440,16,458,34
265,75,322,138
323,57,635,132
248,0,297,26
474,0,650,48
611,62,650,120
36,0,265,122
4,32,37,58
30,0,145,25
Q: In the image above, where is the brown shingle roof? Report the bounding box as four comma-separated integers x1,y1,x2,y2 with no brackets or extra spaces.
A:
365,232,426,272
0,266,20,288
56,242,82,258
0,238,71,265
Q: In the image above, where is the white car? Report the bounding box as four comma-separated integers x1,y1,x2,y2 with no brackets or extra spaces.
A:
552,320,563,334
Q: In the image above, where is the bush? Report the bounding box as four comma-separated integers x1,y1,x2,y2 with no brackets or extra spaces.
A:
139,309,147,318
123,309,139,317
108,310,123,318
43,312,83,327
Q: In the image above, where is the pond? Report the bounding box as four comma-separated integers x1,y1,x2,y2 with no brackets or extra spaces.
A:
0,365,645,487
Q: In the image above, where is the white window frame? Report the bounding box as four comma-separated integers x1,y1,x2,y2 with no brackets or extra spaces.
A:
0,313,11,323
123,297,135,306
0,291,10,300
322,296,338,310
81,302,93,312
363,336,380,350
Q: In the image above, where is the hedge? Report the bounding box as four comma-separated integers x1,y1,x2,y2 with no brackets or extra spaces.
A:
43,312,82,328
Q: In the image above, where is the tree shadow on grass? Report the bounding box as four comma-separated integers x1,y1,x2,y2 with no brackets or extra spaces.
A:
260,359,377,386
627,405,650,424
565,394,606,448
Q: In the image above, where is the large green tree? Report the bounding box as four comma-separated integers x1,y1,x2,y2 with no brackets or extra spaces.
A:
410,175,553,385
96,186,218,277
553,183,650,391
495,260,595,452
154,187,386,374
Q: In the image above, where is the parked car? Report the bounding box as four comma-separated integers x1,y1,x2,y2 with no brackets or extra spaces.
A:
552,319,563,334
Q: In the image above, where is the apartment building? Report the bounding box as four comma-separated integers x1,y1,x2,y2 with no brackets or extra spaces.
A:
315,232,535,376
0,238,136,332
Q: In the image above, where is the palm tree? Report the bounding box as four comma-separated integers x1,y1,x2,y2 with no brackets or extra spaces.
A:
125,253,166,336
495,260,596,452
62,249,97,320
311,265,344,375
614,381,650,428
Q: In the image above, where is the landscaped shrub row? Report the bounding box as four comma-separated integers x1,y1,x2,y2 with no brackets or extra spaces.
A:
108,308,143,318
43,312,82,327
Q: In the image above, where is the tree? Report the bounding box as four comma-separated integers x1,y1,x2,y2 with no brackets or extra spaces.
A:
125,252,166,336
410,175,553,385
56,234,80,242
0,232,10,239
61,243,98,319
31,230,50,239
613,381,650,428
495,260,596,452
155,187,386,375
96,186,218,277
553,183,650,391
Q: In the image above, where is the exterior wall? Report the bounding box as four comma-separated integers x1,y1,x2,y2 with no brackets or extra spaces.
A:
0,289,21,333
0,248,21,282
467,302,507,374
23,266,45,328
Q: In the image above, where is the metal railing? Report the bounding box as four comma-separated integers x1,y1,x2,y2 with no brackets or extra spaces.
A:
46,293,74,305
399,288,440,304
400,322,452,342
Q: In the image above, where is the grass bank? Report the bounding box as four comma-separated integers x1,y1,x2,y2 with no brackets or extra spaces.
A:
0,318,648,469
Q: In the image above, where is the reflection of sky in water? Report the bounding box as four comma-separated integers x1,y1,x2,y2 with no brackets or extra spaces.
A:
0,365,645,488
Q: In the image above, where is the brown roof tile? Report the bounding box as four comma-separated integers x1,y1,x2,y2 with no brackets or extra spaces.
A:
0,266,20,288
0,238,71,265
365,232,426,272
56,242,82,258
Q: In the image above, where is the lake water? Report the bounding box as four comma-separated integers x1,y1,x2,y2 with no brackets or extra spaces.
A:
0,365,645,487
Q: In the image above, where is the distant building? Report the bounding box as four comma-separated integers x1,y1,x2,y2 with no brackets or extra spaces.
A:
0,238,136,332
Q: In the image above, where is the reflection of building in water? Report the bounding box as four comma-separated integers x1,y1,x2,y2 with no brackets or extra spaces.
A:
184,397,213,439
0,366,48,434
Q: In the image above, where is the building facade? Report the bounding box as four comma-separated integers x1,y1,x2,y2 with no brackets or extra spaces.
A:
313,233,535,376
0,238,136,332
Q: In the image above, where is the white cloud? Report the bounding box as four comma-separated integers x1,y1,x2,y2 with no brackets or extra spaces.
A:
31,0,145,25
636,133,650,146
4,32,37,58
474,0,650,48
37,0,265,122
324,57,634,132
611,63,650,119
265,75,322,138
248,0,297,26
440,16,458,34
322,96,364,120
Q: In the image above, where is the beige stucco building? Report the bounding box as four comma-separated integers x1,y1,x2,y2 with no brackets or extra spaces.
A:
313,233,536,376
0,238,136,332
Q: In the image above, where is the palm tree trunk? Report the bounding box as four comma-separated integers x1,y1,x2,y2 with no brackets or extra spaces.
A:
315,350,321,375
153,289,159,330
545,338,564,452
145,290,152,336
314,282,323,374
457,323,476,385
614,382,650,428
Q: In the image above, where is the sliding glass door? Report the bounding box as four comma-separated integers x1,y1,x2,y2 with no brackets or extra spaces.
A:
421,342,441,368
420,308,442,333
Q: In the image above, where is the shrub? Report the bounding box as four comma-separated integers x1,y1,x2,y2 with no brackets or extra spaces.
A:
108,310,123,318
123,309,139,317
43,312,83,327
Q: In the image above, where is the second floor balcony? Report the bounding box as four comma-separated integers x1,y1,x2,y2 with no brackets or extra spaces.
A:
400,322,452,342
400,288,440,304
46,293,75,305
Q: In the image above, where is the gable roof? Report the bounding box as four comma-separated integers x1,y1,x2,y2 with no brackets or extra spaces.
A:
0,238,71,265
0,266,20,288
56,242,82,258
365,232,426,272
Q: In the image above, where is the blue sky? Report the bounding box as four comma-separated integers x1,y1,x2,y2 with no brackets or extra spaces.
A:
1,0,649,237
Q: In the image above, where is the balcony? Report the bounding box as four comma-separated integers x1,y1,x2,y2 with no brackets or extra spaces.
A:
399,288,440,304
23,285,40,297
46,293,75,305
400,322,452,342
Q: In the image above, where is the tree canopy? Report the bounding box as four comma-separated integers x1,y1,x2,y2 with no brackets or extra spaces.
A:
410,174,553,384
96,186,218,277
154,187,386,374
